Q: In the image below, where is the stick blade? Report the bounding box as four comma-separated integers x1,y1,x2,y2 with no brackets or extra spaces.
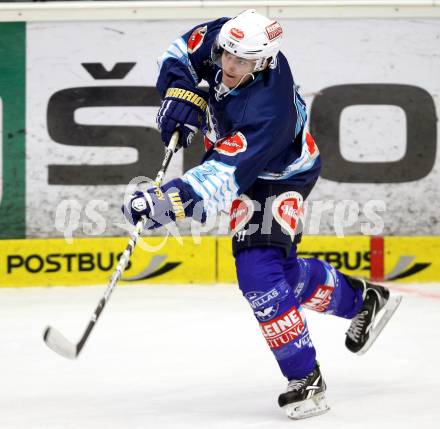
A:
43,326,78,359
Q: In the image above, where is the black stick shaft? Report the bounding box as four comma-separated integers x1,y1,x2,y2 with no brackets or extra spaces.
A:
73,131,179,357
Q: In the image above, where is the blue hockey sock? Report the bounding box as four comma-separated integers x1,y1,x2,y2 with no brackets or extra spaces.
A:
284,250,364,319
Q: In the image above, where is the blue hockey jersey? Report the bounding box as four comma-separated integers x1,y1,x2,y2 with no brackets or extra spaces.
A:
157,18,321,217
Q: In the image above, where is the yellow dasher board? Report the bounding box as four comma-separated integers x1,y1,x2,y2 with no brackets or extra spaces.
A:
381,236,440,282
217,236,371,283
0,235,439,287
217,235,440,284
0,236,215,287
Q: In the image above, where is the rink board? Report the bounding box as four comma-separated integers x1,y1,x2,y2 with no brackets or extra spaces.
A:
0,235,439,287
0,236,215,287
1,19,440,240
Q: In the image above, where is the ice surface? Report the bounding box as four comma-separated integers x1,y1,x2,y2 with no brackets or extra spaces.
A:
1,283,439,429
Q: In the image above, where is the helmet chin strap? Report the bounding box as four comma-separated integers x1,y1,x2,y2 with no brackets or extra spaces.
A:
214,69,255,101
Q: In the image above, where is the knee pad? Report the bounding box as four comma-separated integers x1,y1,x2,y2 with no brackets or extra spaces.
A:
236,247,314,365
235,247,292,321
245,280,292,322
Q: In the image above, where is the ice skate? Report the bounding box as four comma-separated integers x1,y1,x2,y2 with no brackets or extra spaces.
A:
278,363,330,420
345,277,402,355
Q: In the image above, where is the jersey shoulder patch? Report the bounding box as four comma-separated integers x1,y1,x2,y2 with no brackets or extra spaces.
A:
187,26,208,54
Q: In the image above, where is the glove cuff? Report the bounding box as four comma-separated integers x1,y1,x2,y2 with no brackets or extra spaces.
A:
162,178,206,223
146,185,186,225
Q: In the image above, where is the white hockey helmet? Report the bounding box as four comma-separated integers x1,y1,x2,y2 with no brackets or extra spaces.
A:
213,9,283,72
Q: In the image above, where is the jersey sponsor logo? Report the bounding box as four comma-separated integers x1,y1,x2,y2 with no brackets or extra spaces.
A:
247,289,281,310
215,131,247,156
229,194,253,234
254,306,277,322
294,281,306,299
265,21,283,41
272,191,304,239
294,333,312,349
229,28,245,40
187,26,207,54
259,306,305,349
302,285,334,312
245,282,291,322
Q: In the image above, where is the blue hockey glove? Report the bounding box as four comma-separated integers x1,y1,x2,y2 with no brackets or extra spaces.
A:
122,187,186,229
156,82,208,150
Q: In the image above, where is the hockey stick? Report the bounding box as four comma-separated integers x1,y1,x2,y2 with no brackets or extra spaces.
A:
43,131,180,359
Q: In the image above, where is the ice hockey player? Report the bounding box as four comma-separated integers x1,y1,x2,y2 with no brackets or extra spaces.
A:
122,9,402,419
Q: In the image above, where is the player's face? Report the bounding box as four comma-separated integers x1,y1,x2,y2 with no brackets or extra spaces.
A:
221,51,256,88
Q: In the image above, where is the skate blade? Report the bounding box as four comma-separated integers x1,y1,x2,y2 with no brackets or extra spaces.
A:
283,392,330,420
357,295,403,356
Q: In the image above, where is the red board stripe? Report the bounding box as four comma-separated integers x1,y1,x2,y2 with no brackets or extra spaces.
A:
370,236,384,281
